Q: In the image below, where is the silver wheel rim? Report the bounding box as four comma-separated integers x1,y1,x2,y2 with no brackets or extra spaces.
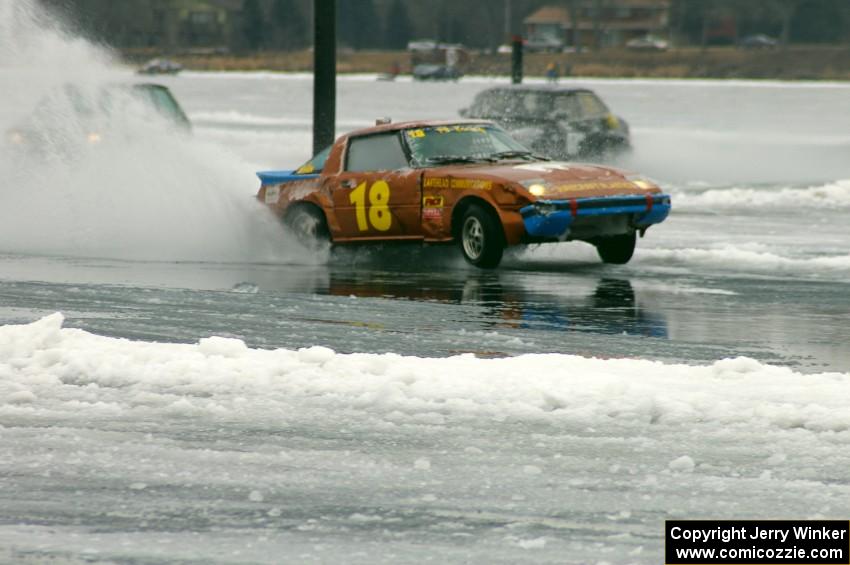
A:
462,216,485,260
293,213,317,239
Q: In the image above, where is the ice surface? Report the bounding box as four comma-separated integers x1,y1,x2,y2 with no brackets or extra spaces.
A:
1,314,849,563
2,2,850,562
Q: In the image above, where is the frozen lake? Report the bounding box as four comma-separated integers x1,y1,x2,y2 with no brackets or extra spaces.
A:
1,5,850,564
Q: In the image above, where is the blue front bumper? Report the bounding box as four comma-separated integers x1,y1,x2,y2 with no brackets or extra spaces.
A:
520,193,671,239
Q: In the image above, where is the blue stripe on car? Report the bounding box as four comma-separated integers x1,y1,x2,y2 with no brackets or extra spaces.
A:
519,194,671,238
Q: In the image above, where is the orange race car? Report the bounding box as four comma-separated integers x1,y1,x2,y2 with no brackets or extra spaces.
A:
256,120,670,268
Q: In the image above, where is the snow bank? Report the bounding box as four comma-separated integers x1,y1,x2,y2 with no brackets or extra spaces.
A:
2,314,849,433
635,245,850,277
672,179,850,211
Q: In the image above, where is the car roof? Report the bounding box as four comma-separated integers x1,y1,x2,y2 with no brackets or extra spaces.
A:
344,119,496,139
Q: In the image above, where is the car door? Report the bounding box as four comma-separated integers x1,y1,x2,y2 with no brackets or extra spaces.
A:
329,131,422,241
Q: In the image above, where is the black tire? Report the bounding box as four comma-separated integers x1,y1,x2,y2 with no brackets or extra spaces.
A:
458,204,505,269
283,204,330,250
593,232,636,264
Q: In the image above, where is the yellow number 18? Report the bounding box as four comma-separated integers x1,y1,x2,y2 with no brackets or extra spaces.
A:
349,180,392,232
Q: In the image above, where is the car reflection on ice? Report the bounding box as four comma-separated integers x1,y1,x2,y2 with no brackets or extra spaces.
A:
290,265,668,342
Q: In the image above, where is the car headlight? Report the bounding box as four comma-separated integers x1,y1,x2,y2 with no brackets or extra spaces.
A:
520,178,548,197
87,132,102,144
605,114,620,130
627,176,657,190
528,183,546,196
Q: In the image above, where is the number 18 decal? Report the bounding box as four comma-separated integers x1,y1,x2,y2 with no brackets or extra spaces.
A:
349,180,392,231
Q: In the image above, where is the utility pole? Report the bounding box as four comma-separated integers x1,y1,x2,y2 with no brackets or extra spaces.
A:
511,34,523,84
313,0,336,156
504,0,512,38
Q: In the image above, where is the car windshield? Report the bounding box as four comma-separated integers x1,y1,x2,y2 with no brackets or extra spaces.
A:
295,145,331,174
404,124,534,165
130,85,190,128
27,84,190,130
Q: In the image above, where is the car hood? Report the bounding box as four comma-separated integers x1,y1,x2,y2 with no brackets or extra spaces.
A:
423,161,659,199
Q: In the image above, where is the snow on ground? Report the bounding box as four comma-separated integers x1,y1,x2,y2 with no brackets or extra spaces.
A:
671,179,850,211
1,314,849,563
4,313,849,430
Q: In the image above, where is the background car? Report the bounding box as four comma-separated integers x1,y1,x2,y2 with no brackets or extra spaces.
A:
138,58,183,75
459,85,630,161
525,35,565,53
412,64,462,81
739,34,779,49
6,83,191,156
625,35,669,51
256,120,669,269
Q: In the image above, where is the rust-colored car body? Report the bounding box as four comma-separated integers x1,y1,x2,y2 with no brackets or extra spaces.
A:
256,119,670,265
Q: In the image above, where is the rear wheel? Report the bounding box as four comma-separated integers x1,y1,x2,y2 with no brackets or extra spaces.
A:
459,204,505,269
284,204,330,250
593,232,636,264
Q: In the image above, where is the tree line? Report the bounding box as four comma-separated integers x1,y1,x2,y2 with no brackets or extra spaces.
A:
40,0,850,52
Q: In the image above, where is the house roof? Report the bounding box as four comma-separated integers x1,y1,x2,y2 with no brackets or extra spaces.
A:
524,1,671,25
524,6,570,25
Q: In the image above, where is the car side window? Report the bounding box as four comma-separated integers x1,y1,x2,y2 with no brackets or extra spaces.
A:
346,133,409,172
521,93,543,116
553,94,581,118
575,92,609,119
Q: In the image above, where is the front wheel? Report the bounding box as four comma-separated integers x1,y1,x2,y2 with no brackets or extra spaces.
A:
283,204,330,250
593,232,636,264
459,204,505,269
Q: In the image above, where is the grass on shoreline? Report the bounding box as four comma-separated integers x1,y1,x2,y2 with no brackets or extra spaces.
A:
124,46,850,81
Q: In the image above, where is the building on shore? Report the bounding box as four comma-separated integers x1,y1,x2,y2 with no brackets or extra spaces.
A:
524,0,671,50
150,0,243,52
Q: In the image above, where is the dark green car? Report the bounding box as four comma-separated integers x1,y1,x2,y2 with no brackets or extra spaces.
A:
460,85,630,161
7,83,191,156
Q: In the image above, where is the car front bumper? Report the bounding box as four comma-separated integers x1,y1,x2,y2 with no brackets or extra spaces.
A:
519,193,671,239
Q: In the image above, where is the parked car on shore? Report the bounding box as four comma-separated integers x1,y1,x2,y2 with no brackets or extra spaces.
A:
256,119,669,268
138,58,183,75
739,34,779,49
525,35,565,53
412,64,462,81
625,35,669,51
459,85,630,161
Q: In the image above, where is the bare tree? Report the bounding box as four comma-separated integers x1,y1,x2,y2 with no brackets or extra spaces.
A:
568,0,582,53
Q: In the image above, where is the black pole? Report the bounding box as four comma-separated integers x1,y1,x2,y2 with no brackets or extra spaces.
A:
313,0,336,155
511,34,523,84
